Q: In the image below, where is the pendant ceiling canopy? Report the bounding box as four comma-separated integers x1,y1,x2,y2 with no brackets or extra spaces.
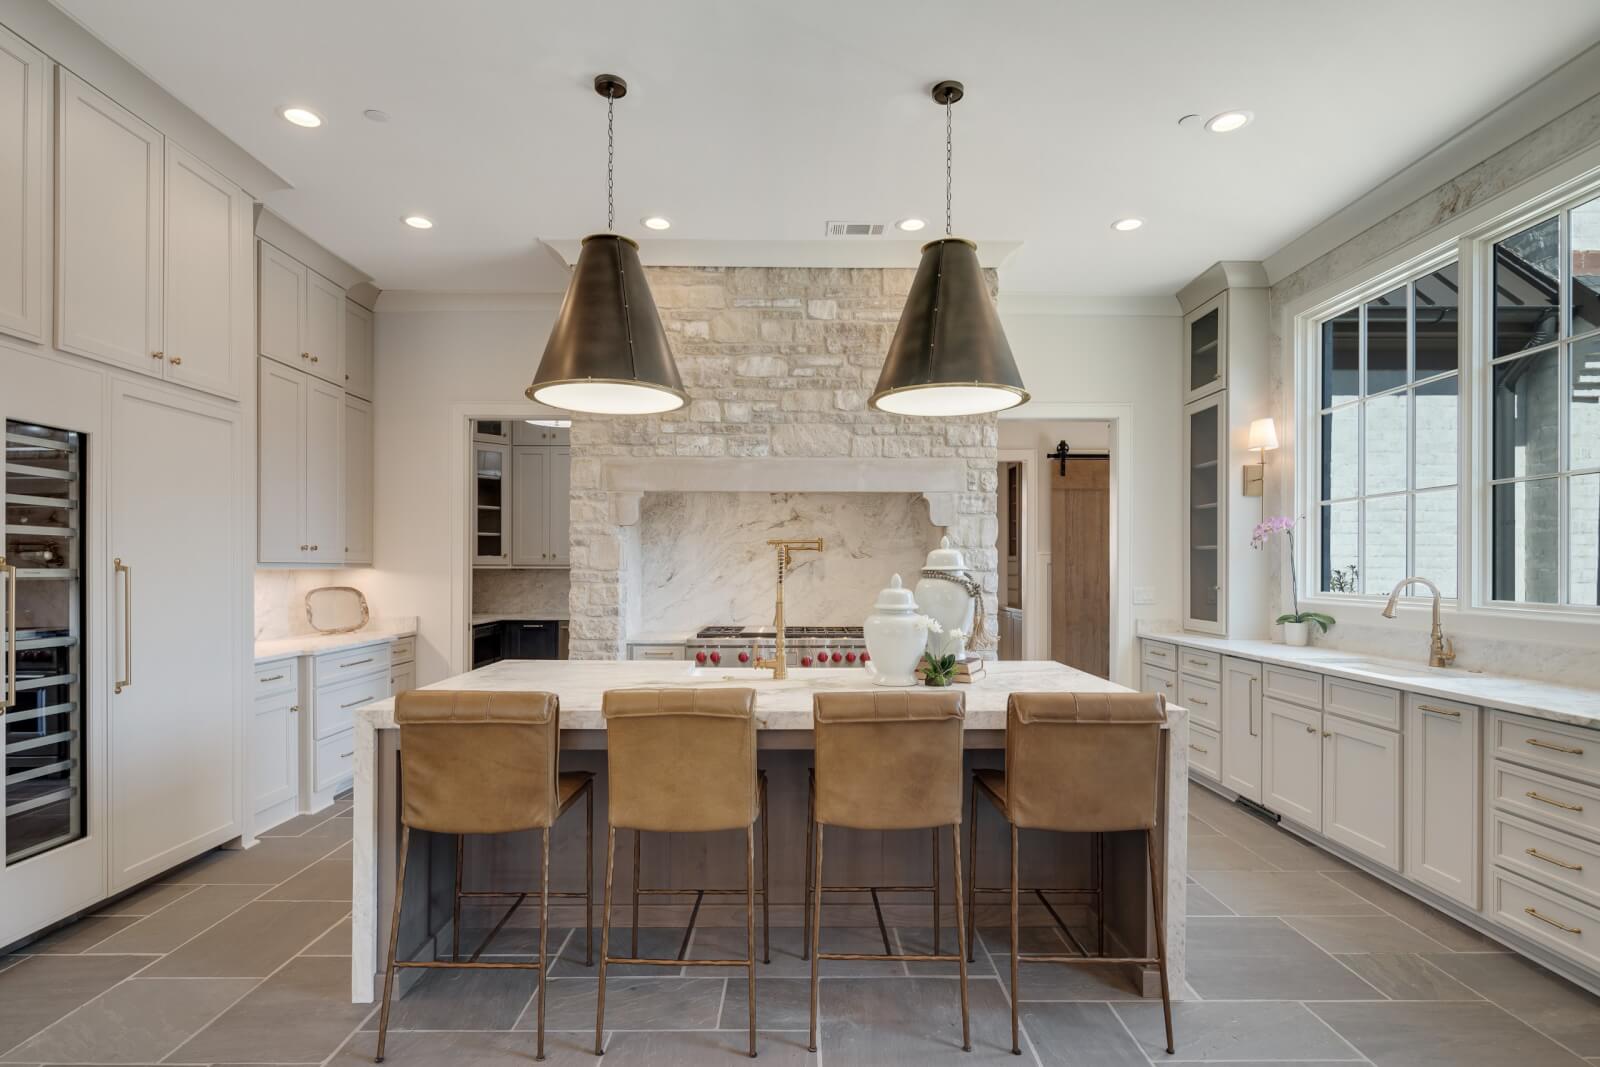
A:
870,81,1028,417
527,75,685,415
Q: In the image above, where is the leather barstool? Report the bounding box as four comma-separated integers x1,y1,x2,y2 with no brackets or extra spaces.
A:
806,690,971,1054
376,690,595,1063
967,692,1174,1057
597,688,767,1058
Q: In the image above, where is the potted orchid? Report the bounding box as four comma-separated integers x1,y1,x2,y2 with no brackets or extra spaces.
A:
1250,515,1334,647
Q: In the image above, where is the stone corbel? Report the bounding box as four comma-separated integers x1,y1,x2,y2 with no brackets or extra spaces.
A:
922,491,957,529
609,491,643,527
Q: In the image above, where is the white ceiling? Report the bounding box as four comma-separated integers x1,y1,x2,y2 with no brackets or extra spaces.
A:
50,0,1600,297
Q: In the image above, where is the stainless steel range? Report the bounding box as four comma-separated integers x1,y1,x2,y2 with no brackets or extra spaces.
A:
687,625,868,669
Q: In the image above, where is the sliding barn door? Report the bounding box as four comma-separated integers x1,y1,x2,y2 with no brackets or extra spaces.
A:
1049,458,1110,677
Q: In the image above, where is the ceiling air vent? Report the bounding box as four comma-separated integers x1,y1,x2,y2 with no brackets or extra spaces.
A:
825,220,886,237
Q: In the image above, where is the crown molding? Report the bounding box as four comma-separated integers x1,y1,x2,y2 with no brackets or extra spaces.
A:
998,292,1181,318
376,290,566,313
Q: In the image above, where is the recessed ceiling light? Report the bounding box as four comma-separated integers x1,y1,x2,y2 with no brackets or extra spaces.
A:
641,216,672,230
362,109,390,123
403,215,433,230
280,106,322,128
896,217,927,233
1204,110,1253,134
1111,217,1144,232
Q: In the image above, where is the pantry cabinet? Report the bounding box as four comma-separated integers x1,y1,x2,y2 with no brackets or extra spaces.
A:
257,238,345,386
258,359,344,564
344,299,374,399
0,24,47,344
344,394,373,564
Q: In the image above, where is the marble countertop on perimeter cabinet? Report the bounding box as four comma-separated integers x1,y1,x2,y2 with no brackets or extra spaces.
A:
355,659,1187,733
1140,630,1600,729
471,612,570,625
254,621,417,664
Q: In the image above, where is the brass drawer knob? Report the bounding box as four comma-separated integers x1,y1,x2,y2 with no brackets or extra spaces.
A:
169,355,182,366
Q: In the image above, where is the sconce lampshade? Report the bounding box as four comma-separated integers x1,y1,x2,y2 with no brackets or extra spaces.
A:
527,233,686,415
869,237,1029,416
1247,417,1280,452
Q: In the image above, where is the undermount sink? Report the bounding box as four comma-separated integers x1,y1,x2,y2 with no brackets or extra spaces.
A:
1316,657,1474,678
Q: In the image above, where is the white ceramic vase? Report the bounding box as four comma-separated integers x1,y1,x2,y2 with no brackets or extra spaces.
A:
914,537,974,661
1282,621,1310,647
863,574,929,687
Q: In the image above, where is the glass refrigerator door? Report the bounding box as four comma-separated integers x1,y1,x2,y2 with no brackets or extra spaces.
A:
4,421,86,865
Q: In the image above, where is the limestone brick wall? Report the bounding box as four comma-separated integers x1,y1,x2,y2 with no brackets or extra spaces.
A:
565,266,1000,660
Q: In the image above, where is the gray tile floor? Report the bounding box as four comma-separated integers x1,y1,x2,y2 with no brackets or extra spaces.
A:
3,784,1599,1065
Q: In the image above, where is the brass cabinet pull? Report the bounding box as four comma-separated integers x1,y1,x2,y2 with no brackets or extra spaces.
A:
259,673,285,683
1188,695,1209,706
1189,743,1209,754
289,704,300,713
1525,847,1584,872
1527,738,1584,756
1322,730,1333,738
1304,725,1316,734
1248,676,1258,737
340,657,374,669
339,697,370,709
151,350,163,359
1,556,15,710
301,351,310,360
310,354,319,363
1525,790,1584,813
169,355,182,366
1185,657,1210,669
339,750,354,759
1419,703,1461,718
1523,906,1581,935
114,557,132,693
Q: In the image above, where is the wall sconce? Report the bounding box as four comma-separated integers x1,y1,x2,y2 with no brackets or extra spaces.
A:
1244,417,1279,498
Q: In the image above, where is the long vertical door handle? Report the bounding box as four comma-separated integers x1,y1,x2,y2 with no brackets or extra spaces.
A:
1,556,15,709
1248,676,1258,737
115,557,132,693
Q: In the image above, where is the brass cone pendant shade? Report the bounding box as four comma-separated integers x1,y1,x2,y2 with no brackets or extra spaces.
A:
527,74,685,415
527,232,685,414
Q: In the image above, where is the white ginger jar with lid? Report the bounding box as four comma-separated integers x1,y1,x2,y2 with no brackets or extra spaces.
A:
863,574,935,687
915,536,975,661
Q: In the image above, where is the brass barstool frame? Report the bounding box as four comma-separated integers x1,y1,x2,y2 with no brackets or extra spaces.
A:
596,770,769,1058
968,773,1174,1057
377,773,595,1063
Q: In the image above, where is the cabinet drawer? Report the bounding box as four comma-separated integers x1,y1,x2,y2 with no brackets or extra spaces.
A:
1188,722,1221,781
314,731,356,793
1490,867,1600,973
1492,713,1600,788
314,672,389,740
1140,641,1177,670
254,658,298,698
1493,761,1600,842
628,644,685,661
1178,675,1221,732
313,642,392,686
1323,675,1402,731
1492,810,1600,911
1263,664,1322,709
1141,665,1176,706
1177,648,1221,681
390,635,416,666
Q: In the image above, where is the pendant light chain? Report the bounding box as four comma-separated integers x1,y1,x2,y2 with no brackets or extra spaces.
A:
945,97,953,237
606,88,616,232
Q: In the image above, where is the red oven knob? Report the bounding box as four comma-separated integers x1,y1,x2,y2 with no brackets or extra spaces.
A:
831,651,843,663
694,651,707,664
710,650,721,665
800,656,813,667
860,651,870,663
844,651,857,663
738,650,750,663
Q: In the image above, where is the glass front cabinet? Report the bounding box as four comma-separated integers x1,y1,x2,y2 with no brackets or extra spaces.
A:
473,441,511,566
1186,292,1227,403
1184,392,1226,633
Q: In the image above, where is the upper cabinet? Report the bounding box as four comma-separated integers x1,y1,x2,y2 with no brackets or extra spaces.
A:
258,358,344,564
257,239,345,386
0,25,47,344
55,69,250,400
344,393,373,564
344,299,374,399
1185,292,1225,403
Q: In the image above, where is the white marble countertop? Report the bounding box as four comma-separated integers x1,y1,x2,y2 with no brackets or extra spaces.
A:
471,612,569,625
355,659,1185,733
1141,630,1600,728
254,621,417,664
625,630,696,645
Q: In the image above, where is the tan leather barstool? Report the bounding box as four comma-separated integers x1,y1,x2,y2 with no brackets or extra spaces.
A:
377,691,594,1063
806,691,971,1054
967,692,1173,1057
598,688,766,1058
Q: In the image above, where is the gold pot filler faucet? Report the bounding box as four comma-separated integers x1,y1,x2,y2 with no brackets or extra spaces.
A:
754,538,824,680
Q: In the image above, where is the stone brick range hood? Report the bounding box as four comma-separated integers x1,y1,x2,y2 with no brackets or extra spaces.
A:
565,265,1001,659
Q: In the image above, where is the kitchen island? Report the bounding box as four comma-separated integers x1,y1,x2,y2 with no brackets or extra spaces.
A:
349,660,1190,1002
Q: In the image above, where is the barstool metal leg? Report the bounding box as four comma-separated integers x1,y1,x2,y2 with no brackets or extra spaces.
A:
1146,828,1175,1055
374,825,411,1064
1009,823,1021,1056
807,821,824,1053
451,834,464,962
802,776,814,961
932,828,941,957
759,774,771,965
536,826,550,1061
966,780,979,964
1096,831,1106,957
631,830,641,959
595,825,616,1056
746,823,757,1058
584,781,594,966
950,823,971,1053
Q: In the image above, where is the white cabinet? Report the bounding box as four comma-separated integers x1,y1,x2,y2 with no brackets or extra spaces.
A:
1220,656,1262,802
257,239,345,386
108,382,240,891
1322,712,1403,870
1184,292,1226,403
1141,664,1176,705
344,394,373,564
55,69,162,374
512,445,571,566
302,642,389,810
0,25,47,343
251,659,300,830
1263,697,1322,828
473,441,511,565
514,421,570,446
1183,392,1224,633
163,141,250,399
257,360,344,564
344,299,374,399
1406,694,1480,906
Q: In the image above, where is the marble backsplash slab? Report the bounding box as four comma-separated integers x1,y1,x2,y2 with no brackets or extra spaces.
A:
472,568,572,617
254,568,381,640
634,491,940,630
1293,620,1600,689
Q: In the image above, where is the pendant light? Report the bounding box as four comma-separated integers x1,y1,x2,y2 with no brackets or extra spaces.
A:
870,80,1028,416
527,75,686,415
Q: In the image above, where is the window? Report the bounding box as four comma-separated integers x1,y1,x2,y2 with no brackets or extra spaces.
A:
1489,196,1600,607
1316,263,1460,598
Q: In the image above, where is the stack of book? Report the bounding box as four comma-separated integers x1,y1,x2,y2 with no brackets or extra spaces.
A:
918,654,987,684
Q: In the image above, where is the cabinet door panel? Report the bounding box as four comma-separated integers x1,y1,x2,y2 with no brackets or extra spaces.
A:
1406,696,1480,906
303,270,344,385
0,26,46,343
56,69,162,372
343,394,373,564
257,360,306,563
303,377,343,563
1263,697,1320,827
251,696,297,814
257,241,305,366
548,447,570,565
164,142,244,398
511,445,547,565
1323,714,1402,870
1221,657,1262,802
1183,393,1225,633
343,299,374,399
